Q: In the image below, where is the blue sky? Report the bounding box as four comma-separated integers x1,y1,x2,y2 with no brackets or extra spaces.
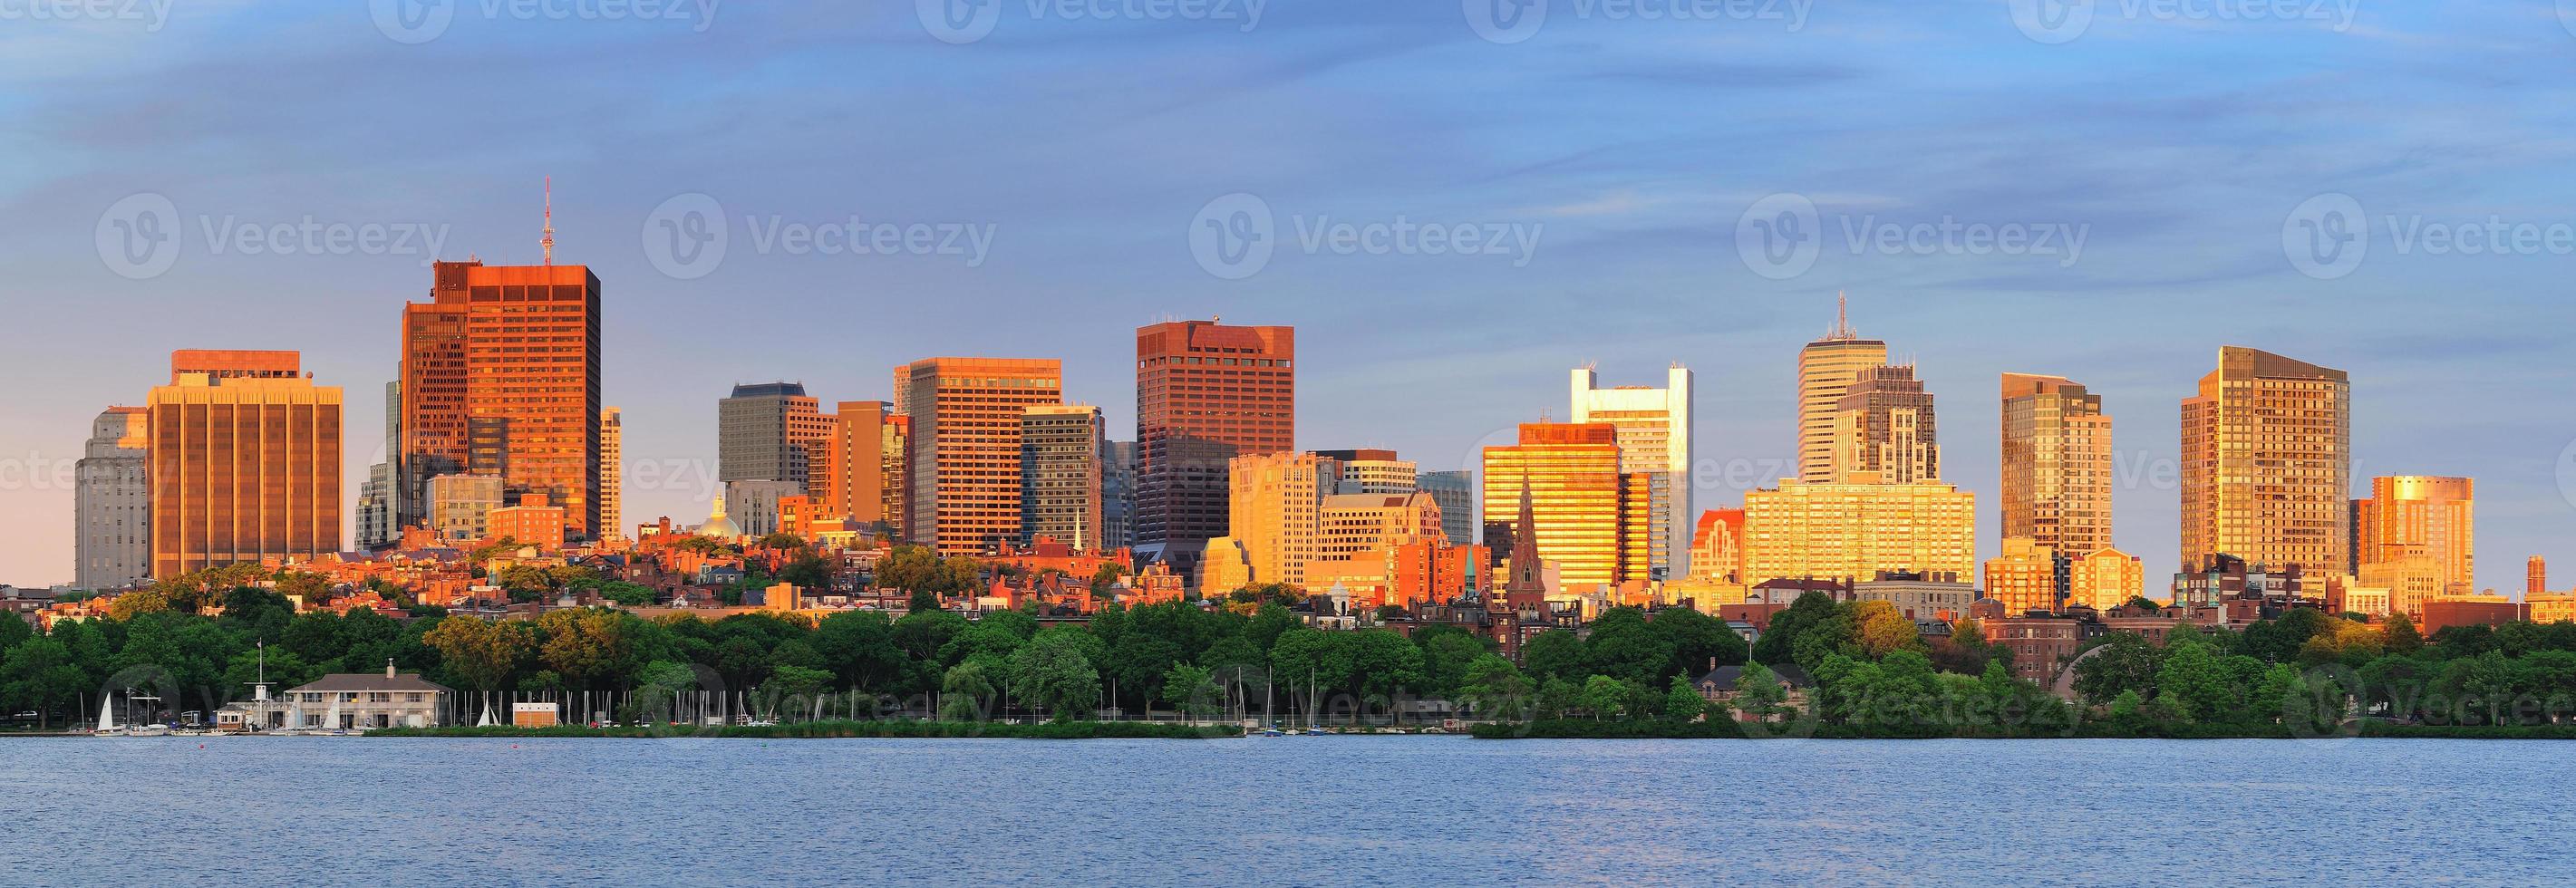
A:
4,1,2574,593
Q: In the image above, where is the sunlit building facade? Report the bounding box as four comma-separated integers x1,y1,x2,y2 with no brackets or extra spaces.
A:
1480,422,1651,593
1021,404,1106,551
2179,346,2350,582
1984,536,2067,616
599,407,622,540
1796,303,1889,484
2000,372,2112,558
1832,362,1938,484
1741,478,1975,587
2352,475,2473,596
1571,364,1694,580
2070,547,2145,612
147,352,342,577
399,261,602,540
1135,319,1294,575
900,357,1062,555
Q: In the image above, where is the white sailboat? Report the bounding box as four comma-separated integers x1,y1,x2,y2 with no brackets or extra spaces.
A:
93,695,123,737
278,700,306,735
475,695,497,728
324,696,344,735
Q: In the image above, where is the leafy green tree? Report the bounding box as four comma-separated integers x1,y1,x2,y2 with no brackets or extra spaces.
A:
421,616,528,693
1,637,88,729
2073,632,2163,704
1009,628,1102,721
1579,674,1631,720
1751,592,1841,666
1535,676,1580,720
1160,663,1222,722
1519,629,1587,683
759,665,834,720
2155,642,2231,722
1734,662,1787,723
1457,654,1532,721
1583,608,1675,686
940,661,996,722
1662,675,1705,723
2383,613,2424,655
1652,606,1747,678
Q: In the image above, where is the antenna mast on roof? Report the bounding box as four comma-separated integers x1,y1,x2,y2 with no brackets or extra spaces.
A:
1827,290,1857,341
541,177,557,265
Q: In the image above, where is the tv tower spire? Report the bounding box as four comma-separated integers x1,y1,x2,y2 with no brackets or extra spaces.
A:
1827,290,1857,341
541,177,556,265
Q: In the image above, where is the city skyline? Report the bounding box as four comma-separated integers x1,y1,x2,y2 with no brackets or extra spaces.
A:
6,5,2574,594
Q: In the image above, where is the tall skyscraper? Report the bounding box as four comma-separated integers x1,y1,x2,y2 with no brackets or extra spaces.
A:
1416,470,1475,546
2532,556,2549,596
818,401,905,535
1021,404,1106,550
1135,318,1294,574
1102,439,1137,551
1571,363,1694,580
74,406,150,590
1741,478,1976,587
2180,346,2350,581
599,407,623,540
147,351,342,577
900,357,1062,555
399,260,602,540
2000,372,2112,558
1796,296,1889,484
719,382,828,486
356,380,400,550
1226,451,1329,588
2353,475,2473,595
1831,362,1938,484
1480,422,1652,593
1316,449,1418,495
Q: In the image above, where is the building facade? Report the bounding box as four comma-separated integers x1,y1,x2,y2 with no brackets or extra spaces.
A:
2179,346,2350,582
1020,404,1106,551
2352,475,2473,595
599,407,623,540
400,260,603,540
1480,422,1651,593
1225,451,1328,588
2070,547,2145,612
900,357,1063,555
1317,449,1418,496
147,352,342,577
1102,439,1137,552
74,407,151,590
1796,302,1889,484
1832,362,1938,484
1984,536,2068,616
1571,364,1694,580
719,382,830,487
1134,319,1294,574
427,474,507,544
1417,470,1475,546
1741,478,1975,587
2000,372,2112,558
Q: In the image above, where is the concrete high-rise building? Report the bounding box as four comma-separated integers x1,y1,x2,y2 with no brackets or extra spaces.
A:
1831,362,1939,484
724,479,803,539
1416,470,1475,546
1571,364,1694,580
1135,319,1294,574
357,380,400,551
1316,449,1418,495
1021,405,1106,550
2179,346,2350,582
900,357,1062,555
1741,478,1975,587
74,407,150,590
428,474,507,543
2353,476,2474,596
1479,422,1653,593
2000,373,2112,559
147,352,342,577
1796,297,1889,484
1689,508,1745,584
1316,492,1444,565
399,260,602,540
2532,556,2549,597
1102,440,1137,551
719,382,829,486
1226,451,1329,588
817,401,905,536
599,407,623,540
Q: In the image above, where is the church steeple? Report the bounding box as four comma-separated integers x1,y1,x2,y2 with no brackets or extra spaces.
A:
1505,478,1545,611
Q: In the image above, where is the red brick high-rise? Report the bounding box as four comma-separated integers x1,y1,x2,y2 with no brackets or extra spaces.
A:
399,260,602,541
1134,319,1293,576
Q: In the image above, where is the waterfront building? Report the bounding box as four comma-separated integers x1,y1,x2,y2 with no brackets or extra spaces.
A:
74,407,150,590
1480,422,1652,593
1796,297,1889,484
1134,318,1294,575
1571,364,1695,580
399,260,603,540
284,662,453,730
2000,373,2112,558
147,352,342,577
2180,346,2350,583
1021,404,1106,551
1741,477,1975,587
899,357,1063,555
2352,476,2473,595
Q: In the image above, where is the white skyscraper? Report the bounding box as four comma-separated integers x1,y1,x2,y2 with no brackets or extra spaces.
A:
1571,363,1694,581
74,407,150,590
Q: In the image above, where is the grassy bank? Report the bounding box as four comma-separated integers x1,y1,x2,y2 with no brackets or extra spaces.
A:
366,720,1244,739
1473,719,2576,740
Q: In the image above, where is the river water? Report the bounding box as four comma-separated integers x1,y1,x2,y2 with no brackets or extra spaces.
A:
2,736,2559,885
